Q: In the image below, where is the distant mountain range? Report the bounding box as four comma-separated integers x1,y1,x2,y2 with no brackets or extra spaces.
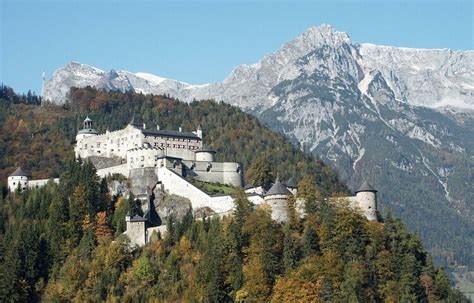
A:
43,24,474,270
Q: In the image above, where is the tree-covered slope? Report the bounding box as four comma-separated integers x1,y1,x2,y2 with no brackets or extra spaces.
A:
0,159,468,302
0,86,468,301
1,86,347,195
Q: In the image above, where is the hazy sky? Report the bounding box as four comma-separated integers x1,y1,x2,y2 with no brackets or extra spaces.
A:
1,0,473,94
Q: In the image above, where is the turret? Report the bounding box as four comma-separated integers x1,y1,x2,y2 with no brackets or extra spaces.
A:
264,174,292,222
355,181,378,221
8,167,30,192
194,146,216,162
75,116,98,158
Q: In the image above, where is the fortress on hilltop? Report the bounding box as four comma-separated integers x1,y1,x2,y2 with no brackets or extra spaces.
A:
8,116,379,247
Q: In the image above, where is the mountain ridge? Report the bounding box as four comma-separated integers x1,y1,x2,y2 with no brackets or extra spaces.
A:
41,24,474,273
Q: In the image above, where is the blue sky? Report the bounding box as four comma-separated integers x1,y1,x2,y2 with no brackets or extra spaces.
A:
1,0,472,94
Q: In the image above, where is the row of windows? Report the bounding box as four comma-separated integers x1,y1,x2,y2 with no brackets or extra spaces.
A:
146,136,200,143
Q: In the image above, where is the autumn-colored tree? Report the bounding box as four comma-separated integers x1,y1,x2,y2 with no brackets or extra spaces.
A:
245,156,274,188
95,211,113,242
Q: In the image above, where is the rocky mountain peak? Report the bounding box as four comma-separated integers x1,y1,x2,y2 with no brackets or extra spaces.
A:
298,23,351,47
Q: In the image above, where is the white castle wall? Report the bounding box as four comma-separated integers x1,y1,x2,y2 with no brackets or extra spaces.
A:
157,167,235,214
127,147,164,170
75,125,143,159
76,124,204,164
8,176,60,191
7,175,29,191
96,164,129,178
28,178,60,188
247,194,265,205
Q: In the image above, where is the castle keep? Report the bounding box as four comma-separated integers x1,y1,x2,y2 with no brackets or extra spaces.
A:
8,116,379,247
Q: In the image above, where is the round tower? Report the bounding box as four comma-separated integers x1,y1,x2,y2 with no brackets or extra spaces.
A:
8,167,30,192
355,181,378,221
264,174,292,222
75,116,98,158
194,147,216,162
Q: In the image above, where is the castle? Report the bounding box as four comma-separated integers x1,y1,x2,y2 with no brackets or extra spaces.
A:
8,116,379,247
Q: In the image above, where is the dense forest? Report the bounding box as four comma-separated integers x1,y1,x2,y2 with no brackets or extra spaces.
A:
0,86,469,301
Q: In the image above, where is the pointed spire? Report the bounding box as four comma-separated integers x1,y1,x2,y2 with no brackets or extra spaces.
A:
265,172,291,196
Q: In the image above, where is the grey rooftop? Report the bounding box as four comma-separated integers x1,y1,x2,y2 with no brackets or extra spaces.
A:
129,215,147,222
356,181,377,193
9,167,30,177
265,177,291,196
142,128,200,139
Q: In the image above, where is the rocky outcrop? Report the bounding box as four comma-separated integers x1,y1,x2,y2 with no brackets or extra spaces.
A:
153,189,192,224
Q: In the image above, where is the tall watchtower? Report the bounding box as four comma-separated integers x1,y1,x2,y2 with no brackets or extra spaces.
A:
355,181,378,221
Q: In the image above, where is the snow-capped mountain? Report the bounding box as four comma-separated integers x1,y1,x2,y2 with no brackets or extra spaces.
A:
43,24,474,269
43,25,474,112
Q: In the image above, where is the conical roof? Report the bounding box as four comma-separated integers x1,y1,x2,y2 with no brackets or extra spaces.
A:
265,174,291,196
285,178,297,189
9,167,30,177
356,181,377,193
84,116,92,122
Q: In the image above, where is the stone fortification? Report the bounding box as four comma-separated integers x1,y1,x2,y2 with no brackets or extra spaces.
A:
7,116,379,248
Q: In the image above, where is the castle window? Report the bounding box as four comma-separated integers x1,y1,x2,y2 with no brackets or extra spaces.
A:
141,156,144,161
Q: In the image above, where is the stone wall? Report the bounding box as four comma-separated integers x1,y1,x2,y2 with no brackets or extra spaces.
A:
157,167,235,214
182,160,243,187
96,164,129,178
124,220,146,247
28,178,59,188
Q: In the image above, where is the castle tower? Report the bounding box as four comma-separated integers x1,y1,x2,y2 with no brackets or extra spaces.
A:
8,167,30,192
74,116,98,158
264,174,292,222
194,146,216,162
355,181,378,221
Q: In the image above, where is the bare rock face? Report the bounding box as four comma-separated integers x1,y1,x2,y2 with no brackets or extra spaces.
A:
107,179,130,198
88,156,123,170
129,168,158,199
153,188,192,224
193,207,216,220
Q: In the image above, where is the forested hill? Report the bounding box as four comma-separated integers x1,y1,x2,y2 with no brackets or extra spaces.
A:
0,85,346,195
0,86,468,301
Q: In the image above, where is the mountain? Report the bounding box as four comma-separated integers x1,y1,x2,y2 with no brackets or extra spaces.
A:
43,25,474,272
